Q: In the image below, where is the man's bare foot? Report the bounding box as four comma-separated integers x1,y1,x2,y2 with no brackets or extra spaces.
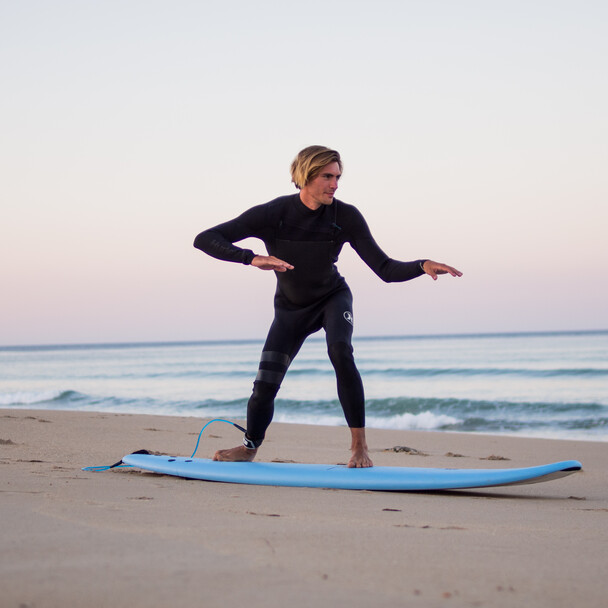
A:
348,427,373,468
348,446,373,468
213,445,257,462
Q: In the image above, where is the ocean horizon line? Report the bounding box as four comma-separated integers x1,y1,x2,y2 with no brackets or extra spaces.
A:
1,328,606,352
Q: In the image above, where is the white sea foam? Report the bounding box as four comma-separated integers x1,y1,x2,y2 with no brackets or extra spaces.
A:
273,412,346,427
0,390,65,406
367,411,461,431
272,410,460,431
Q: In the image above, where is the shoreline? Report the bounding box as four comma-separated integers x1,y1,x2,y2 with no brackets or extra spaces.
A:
2,409,607,607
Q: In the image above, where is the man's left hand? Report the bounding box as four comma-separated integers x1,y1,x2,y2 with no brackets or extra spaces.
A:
422,260,463,281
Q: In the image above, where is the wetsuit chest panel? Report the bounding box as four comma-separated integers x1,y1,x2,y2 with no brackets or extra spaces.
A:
272,201,345,307
274,238,342,306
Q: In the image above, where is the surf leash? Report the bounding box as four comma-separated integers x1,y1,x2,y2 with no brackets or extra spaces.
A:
81,418,246,471
190,418,246,458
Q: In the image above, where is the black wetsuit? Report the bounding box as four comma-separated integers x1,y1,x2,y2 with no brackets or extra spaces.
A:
194,193,426,446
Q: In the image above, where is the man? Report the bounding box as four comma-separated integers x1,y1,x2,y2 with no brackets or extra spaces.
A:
194,146,462,467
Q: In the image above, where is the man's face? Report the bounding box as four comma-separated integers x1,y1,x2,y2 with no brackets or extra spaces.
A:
300,162,341,209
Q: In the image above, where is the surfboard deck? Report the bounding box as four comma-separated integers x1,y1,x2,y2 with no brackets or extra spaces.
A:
121,454,582,491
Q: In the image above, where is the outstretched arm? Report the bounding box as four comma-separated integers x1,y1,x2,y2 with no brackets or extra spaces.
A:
421,260,463,281
343,204,462,283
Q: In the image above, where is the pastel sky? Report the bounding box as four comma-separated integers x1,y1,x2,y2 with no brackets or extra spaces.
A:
1,0,606,345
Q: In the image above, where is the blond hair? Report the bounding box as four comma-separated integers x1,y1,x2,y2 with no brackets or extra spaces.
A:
290,146,342,189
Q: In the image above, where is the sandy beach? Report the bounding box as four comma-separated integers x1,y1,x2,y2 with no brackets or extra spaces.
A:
1,409,606,608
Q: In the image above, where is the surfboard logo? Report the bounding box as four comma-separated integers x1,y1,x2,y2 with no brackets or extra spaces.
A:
343,311,353,325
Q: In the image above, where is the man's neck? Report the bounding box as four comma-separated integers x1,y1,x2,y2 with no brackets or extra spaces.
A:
299,190,322,210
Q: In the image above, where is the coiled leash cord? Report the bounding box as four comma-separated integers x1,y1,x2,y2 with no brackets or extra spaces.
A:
81,418,246,472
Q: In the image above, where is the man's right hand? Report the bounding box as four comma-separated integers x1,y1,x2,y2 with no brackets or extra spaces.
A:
251,255,294,272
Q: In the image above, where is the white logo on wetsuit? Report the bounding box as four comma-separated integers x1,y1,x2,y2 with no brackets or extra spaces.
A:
343,311,353,325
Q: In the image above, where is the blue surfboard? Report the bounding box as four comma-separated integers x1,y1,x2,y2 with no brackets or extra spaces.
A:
121,454,582,491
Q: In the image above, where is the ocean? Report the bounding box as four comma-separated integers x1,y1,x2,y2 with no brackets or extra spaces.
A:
1,331,607,442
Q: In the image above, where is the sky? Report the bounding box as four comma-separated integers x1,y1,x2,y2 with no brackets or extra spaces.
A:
1,0,607,346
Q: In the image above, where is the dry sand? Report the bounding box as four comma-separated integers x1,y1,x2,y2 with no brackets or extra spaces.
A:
1,409,607,608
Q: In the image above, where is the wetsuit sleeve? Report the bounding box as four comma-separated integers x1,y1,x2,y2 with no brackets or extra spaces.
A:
193,204,270,265
343,205,427,283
